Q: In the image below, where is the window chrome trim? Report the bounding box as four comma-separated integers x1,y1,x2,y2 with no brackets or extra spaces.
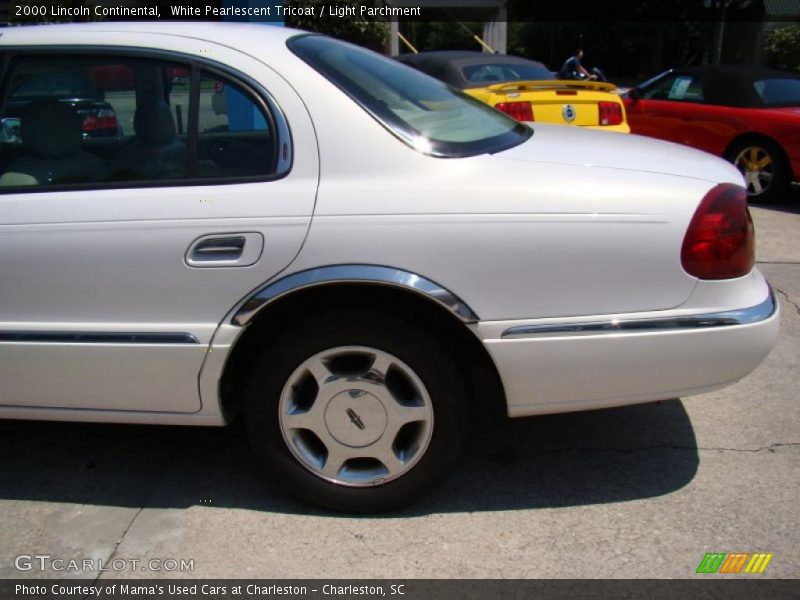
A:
501,287,777,339
232,265,479,326
0,332,199,344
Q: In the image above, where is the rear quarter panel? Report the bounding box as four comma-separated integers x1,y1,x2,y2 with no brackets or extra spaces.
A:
274,47,738,322
660,104,799,176
695,105,762,156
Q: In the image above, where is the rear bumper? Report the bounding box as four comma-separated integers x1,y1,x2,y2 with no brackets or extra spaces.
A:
483,287,779,417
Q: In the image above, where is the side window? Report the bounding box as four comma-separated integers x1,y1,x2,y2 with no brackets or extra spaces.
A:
195,71,276,178
644,74,703,103
0,54,282,190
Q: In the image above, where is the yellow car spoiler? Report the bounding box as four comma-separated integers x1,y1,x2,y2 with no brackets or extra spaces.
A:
483,80,618,94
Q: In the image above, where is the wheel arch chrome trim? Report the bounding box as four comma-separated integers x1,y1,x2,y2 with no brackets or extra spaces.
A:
232,265,479,326
501,286,777,339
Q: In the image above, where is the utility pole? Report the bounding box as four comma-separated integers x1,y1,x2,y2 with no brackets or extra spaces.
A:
712,5,727,64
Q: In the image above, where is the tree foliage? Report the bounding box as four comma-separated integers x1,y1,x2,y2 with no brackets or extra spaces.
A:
401,21,483,54
764,25,800,73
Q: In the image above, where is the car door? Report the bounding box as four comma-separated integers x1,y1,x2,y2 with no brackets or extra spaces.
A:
0,41,318,413
626,72,706,146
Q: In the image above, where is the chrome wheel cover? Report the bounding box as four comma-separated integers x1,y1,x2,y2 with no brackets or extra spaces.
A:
278,346,434,487
734,146,774,197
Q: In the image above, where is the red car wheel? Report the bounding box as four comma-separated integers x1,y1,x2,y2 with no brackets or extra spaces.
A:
727,138,790,203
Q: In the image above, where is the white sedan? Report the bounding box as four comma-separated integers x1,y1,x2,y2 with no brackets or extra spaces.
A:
0,23,779,512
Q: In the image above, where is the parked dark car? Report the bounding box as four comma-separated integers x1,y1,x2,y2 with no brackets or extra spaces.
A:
623,65,800,202
0,71,121,144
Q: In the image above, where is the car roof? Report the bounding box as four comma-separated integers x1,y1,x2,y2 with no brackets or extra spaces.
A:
397,51,548,71
681,64,794,80
399,51,543,65
396,51,550,89
0,21,302,51
673,64,800,107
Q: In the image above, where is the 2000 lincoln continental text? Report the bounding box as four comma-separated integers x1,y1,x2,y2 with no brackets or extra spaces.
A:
24,4,161,17
0,22,779,512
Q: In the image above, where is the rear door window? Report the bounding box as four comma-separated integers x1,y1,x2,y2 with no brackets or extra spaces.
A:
0,53,283,191
195,71,275,179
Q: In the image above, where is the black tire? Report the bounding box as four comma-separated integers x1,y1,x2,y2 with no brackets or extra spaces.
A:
725,137,790,204
243,309,468,513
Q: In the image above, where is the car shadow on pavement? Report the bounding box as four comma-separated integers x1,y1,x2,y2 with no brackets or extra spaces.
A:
0,399,698,516
757,186,800,215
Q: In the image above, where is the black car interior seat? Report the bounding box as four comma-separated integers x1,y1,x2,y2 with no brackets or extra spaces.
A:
111,100,186,180
0,100,106,186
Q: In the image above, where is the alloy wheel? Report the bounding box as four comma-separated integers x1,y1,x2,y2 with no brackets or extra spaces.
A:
278,346,434,487
734,146,774,197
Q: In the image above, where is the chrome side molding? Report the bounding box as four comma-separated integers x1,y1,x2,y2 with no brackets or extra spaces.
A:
0,332,199,344
232,264,479,326
501,287,777,339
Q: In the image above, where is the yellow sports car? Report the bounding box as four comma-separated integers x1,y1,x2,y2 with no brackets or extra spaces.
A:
396,51,630,133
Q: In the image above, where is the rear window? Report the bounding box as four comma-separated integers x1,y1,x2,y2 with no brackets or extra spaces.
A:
462,63,553,84
288,35,531,158
753,78,800,106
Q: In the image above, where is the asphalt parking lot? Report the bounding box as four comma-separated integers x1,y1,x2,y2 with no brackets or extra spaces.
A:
1,190,798,580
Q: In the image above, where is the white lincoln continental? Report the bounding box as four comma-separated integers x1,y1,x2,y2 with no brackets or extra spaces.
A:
0,23,779,511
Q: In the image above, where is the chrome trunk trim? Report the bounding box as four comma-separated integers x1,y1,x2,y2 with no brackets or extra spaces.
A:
501,287,777,339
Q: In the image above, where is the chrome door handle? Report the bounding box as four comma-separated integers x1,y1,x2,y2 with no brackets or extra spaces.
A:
185,233,264,268
191,236,246,261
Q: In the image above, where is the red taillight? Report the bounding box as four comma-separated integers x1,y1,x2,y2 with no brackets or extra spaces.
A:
495,101,534,122
598,101,623,126
82,109,118,132
681,184,754,280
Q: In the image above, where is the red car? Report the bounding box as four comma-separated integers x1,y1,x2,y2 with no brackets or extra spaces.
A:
624,66,800,202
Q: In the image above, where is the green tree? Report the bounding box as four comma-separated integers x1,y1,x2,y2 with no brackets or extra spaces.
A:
505,0,718,80
401,21,483,54
764,25,800,73
285,0,389,52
